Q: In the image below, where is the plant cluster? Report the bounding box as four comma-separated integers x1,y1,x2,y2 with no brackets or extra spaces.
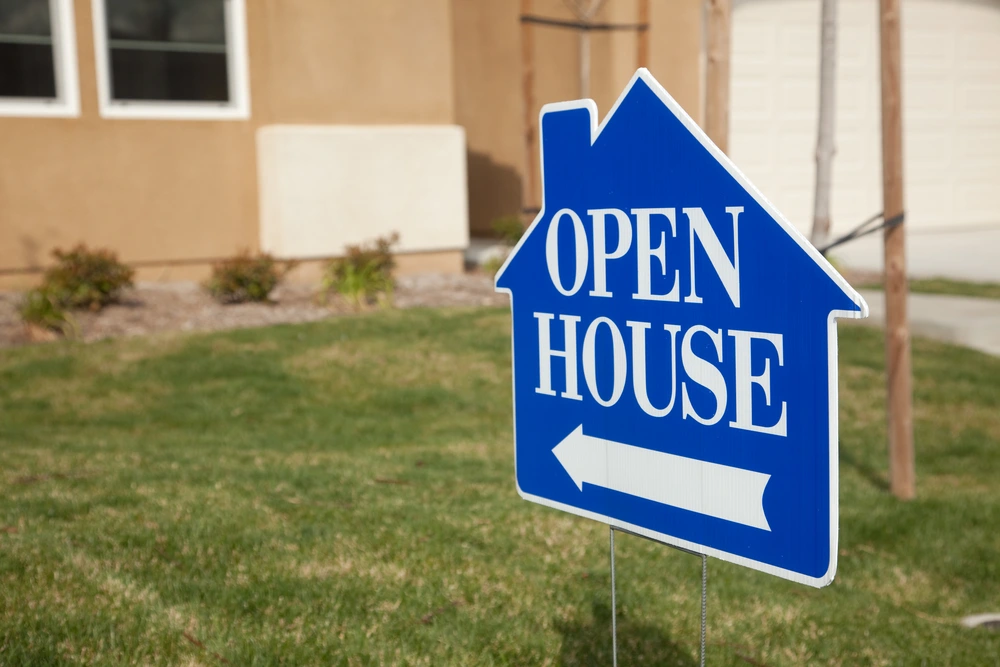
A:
321,233,400,308
205,252,296,304
39,245,134,311
491,215,525,246
19,234,404,338
481,214,526,277
19,288,77,337
20,245,134,334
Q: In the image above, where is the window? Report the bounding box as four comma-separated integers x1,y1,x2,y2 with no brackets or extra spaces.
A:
92,0,250,120
0,0,79,117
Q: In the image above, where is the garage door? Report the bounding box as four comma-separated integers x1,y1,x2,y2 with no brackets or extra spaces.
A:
730,0,1000,239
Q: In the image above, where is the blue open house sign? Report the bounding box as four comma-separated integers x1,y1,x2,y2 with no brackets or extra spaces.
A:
495,69,868,587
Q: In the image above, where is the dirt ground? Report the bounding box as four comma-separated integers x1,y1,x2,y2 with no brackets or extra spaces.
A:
0,273,509,348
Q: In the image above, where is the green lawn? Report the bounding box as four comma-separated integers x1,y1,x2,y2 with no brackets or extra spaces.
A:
860,277,1000,300
908,278,1000,300
1,308,998,665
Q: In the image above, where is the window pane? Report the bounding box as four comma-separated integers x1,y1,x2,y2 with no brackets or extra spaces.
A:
0,43,55,97
109,49,227,102
106,0,224,44
0,0,55,99
105,0,229,103
0,0,52,37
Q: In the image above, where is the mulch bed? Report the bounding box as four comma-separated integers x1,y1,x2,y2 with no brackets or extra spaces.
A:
0,268,880,349
0,273,508,349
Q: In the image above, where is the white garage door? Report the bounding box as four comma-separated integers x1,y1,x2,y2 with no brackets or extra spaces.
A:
730,0,1000,240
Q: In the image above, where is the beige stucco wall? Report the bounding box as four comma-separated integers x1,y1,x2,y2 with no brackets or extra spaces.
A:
0,0,459,288
650,0,703,122
452,0,703,235
602,0,703,121
451,0,526,237
252,0,465,280
254,0,456,125
0,0,699,286
0,0,260,287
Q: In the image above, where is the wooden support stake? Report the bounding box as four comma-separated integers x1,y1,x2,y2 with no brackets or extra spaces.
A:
705,0,731,153
879,0,915,500
637,0,650,68
521,0,539,212
810,0,837,250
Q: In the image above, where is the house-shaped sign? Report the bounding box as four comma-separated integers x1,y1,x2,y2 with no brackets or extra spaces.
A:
495,69,868,587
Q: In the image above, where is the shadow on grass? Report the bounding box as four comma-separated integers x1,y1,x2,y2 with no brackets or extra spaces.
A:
840,447,890,492
556,601,696,666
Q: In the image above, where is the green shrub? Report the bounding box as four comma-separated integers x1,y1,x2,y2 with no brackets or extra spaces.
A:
491,215,526,246
17,244,132,337
19,288,77,337
205,252,295,304
481,255,506,278
41,244,134,311
322,233,399,308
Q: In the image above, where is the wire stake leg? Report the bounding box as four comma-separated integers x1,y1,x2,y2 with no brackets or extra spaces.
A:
610,527,618,667
700,554,707,667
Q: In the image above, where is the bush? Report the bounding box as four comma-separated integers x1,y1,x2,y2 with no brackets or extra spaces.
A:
18,244,132,337
42,244,134,311
481,255,506,278
19,288,77,337
492,215,525,246
322,233,399,308
205,252,295,304
479,215,525,277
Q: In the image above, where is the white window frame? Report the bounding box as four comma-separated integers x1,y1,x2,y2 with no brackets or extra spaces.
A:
0,0,80,118
91,0,251,121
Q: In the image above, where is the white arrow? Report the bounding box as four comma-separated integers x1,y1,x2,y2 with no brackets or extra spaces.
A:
552,425,772,531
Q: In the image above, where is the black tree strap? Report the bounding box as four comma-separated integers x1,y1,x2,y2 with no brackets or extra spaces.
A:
818,211,905,255
519,15,649,32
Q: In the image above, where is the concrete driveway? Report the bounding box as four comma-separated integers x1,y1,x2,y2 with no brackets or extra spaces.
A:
835,227,1000,282
856,290,1000,357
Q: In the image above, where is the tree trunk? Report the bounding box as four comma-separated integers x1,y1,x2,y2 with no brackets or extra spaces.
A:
521,0,538,211
567,0,605,98
811,0,838,249
636,0,650,68
705,0,731,153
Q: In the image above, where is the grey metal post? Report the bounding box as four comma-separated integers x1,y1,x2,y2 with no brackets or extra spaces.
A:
610,527,618,667
700,554,707,667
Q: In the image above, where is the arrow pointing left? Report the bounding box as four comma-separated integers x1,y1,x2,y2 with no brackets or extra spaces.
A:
552,425,772,531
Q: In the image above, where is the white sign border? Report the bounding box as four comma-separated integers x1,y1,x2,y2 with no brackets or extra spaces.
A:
495,68,869,588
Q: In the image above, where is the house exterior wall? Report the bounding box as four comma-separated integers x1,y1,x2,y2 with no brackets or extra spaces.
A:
453,0,703,235
254,0,457,126
0,0,700,286
250,0,467,270
0,0,260,286
451,0,526,237
0,0,459,288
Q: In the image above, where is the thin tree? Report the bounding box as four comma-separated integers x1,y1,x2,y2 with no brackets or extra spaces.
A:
811,0,838,249
563,0,607,98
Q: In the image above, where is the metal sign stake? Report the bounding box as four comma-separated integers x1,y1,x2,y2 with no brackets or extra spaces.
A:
609,529,709,665
700,554,707,667
610,527,618,667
